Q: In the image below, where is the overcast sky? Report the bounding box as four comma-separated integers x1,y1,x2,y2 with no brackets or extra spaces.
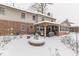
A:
3,3,79,24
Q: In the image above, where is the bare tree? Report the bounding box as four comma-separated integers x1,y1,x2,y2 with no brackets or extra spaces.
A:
31,3,53,14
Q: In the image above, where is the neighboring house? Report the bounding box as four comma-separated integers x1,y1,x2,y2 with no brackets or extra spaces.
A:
59,19,79,33
58,19,71,35
0,4,56,36
61,19,71,26
70,24,79,32
62,19,79,33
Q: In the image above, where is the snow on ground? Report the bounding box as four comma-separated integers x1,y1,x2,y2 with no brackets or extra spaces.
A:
45,37,75,56
0,34,76,56
68,32,79,41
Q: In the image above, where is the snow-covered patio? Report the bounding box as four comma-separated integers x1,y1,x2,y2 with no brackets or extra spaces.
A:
0,34,76,56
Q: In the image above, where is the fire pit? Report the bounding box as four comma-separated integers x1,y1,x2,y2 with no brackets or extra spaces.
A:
28,39,45,46
28,33,45,46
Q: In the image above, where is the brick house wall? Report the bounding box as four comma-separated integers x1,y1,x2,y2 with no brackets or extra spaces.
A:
58,32,69,36
70,27,79,32
0,19,35,36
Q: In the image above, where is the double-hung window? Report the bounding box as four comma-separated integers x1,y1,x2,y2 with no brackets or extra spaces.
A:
0,7,5,15
21,13,26,19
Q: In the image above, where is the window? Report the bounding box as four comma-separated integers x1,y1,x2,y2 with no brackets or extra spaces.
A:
33,15,35,20
60,26,64,31
21,24,25,31
42,17,44,21
40,26,44,31
21,13,25,19
60,26,69,31
0,7,5,15
36,26,40,32
51,20,53,22
30,26,33,28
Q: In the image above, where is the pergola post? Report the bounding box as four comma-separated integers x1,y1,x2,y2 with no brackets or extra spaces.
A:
50,26,52,32
44,25,47,37
58,26,60,32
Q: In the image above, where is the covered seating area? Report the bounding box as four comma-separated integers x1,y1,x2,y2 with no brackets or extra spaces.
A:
34,21,60,37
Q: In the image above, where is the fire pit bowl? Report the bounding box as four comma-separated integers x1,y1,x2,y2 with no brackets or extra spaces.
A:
28,38,45,46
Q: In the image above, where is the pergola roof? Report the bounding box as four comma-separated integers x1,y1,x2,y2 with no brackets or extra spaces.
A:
34,21,70,27
34,21,60,26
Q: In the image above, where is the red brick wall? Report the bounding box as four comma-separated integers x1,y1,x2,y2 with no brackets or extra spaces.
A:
0,20,35,36
58,32,69,36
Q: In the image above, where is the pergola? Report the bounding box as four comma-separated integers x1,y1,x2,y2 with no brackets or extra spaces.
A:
34,21,60,37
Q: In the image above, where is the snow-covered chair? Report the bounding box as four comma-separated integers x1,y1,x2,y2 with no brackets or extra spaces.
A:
27,35,31,39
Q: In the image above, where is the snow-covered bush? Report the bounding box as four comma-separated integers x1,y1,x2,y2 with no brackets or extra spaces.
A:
34,33,39,40
71,42,79,51
12,36,17,40
55,48,61,56
61,36,76,50
61,35,79,53
61,38,65,44
66,36,72,44
69,40,75,50
61,36,73,45
0,36,13,46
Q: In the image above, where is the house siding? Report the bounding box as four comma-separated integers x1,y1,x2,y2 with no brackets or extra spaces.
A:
0,5,36,23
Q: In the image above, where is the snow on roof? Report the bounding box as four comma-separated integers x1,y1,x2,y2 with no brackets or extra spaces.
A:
36,12,56,19
56,19,64,24
0,4,38,14
0,4,55,20
34,21,70,27
56,19,75,24
70,23,79,27
34,21,59,25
